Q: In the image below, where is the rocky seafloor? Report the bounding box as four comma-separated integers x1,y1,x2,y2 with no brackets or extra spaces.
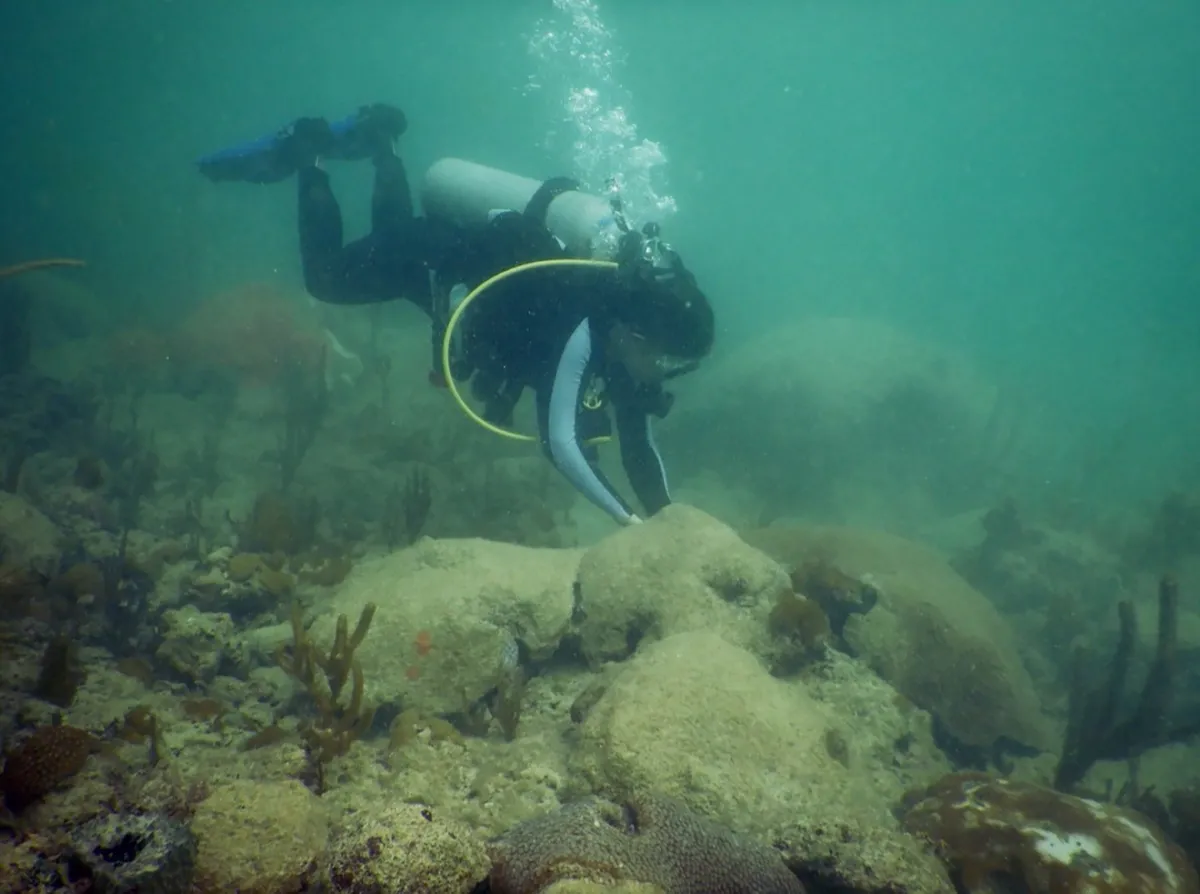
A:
3,295,1200,892
4,477,1200,893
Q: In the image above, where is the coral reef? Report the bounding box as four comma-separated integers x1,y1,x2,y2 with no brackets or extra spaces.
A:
155,605,241,684
172,281,326,388
0,373,96,460
0,492,64,578
787,556,878,638
775,813,955,894
1055,575,1181,792
34,633,85,708
66,812,196,894
382,467,433,548
663,317,1011,518
238,490,319,555
488,793,804,894
948,499,1131,683
0,280,34,376
275,341,328,490
1167,785,1200,878
902,771,1199,893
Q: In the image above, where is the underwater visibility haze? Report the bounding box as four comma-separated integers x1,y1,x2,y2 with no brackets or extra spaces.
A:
1,1,1200,892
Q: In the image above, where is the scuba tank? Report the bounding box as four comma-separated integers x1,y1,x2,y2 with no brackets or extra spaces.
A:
419,158,627,259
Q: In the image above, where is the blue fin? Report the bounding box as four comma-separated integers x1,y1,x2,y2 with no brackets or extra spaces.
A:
195,127,295,184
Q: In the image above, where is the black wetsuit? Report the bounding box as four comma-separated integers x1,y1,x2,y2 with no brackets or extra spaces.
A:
297,155,673,524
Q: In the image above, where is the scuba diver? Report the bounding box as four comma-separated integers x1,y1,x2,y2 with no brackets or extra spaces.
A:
196,104,715,526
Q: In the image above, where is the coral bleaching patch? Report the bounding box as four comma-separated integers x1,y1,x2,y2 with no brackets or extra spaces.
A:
903,772,1200,893
314,536,579,715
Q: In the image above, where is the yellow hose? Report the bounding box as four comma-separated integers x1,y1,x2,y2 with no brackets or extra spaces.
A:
440,258,618,443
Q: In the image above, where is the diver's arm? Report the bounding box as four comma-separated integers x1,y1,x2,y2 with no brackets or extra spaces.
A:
542,319,641,526
614,399,672,517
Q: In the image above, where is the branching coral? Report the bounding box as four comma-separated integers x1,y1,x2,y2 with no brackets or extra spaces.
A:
1055,575,1180,792
382,468,433,549
0,258,85,376
277,344,328,490
276,603,378,768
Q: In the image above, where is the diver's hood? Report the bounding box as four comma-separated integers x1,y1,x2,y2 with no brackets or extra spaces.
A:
614,228,715,362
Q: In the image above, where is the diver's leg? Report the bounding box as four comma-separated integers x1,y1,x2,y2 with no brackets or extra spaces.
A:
300,179,435,310
297,164,355,303
371,152,415,243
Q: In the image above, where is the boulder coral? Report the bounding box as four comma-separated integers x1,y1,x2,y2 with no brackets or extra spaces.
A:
574,504,791,667
191,779,329,894
903,772,1200,893
662,316,1008,514
0,492,63,578
747,523,1054,751
315,536,579,716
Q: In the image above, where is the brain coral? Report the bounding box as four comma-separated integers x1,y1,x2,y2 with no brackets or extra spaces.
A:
0,724,95,813
488,793,804,894
902,772,1200,893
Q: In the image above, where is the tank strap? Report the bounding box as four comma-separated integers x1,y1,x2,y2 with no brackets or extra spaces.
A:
524,176,580,228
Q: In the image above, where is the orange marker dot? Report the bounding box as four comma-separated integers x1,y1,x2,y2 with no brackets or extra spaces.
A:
414,630,433,657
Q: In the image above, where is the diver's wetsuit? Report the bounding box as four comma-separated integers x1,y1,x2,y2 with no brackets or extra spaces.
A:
297,154,435,314
296,155,673,525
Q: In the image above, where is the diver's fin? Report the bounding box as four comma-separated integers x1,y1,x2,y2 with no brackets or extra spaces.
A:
196,117,336,184
325,103,408,161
